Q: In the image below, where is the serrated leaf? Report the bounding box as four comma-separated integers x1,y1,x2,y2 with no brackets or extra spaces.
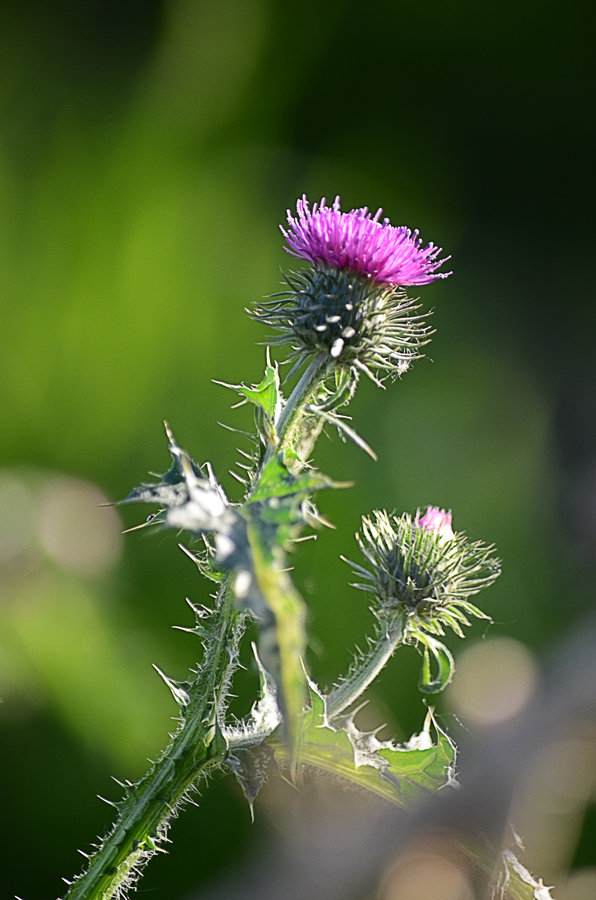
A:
374,724,456,802
121,480,189,508
498,849,555,900
249,455,337,503
226,743,276,819
216,359,282,421
122,425,250,571
121,422,203,509
222,644,282,815
270,681,456,806
241,364,282,422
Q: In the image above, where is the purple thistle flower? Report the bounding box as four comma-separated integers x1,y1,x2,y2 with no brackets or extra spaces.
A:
281,196,451,286
251,194,452,384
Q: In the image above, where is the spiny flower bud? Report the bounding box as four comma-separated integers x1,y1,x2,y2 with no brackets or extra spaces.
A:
251,196,451,383
347,507,500,638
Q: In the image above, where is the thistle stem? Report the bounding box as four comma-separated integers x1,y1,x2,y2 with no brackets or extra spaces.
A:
274,352,328,450
61,590,243,900
326,612,406,720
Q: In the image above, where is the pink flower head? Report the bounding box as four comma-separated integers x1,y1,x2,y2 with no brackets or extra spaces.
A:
417,506,455,541
281,195,452,286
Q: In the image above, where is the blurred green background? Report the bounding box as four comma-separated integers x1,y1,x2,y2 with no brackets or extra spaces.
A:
1,1,595,898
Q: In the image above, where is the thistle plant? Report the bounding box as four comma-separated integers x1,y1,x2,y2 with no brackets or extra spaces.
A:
54,196,551,900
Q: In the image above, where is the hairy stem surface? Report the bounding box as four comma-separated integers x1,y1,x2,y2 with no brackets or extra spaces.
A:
326,612,406,720
62,586,243,900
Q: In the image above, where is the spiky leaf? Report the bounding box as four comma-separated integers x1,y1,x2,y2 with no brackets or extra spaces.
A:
249,454,336,503
268,680,457,806
121,422,202,510
217,358,282,421
216,357,283,449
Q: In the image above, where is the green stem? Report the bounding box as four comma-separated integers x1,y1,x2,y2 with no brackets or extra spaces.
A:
275,353,328,439
268,352,328,467
62,590,243,900
326,612,406,720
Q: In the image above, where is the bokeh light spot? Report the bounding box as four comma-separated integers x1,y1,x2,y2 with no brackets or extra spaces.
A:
37,476,123,575
447,637,539,727
381,838,474,900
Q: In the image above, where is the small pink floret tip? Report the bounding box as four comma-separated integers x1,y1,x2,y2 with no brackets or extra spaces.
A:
281,195,452,286
417,506,455,540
